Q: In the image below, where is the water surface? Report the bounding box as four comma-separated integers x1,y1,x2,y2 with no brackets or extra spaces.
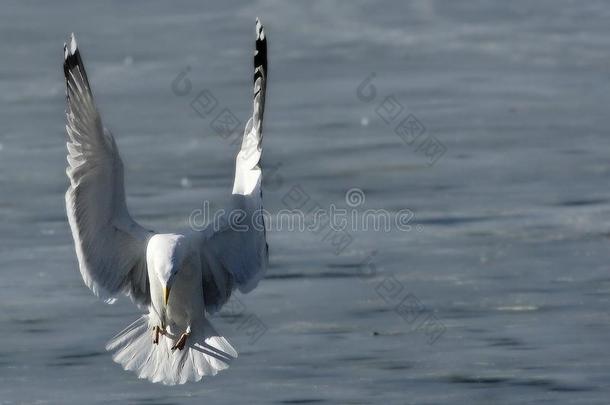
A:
1,1,610,404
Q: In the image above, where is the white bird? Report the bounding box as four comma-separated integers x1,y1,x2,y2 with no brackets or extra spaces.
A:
63,20,268,385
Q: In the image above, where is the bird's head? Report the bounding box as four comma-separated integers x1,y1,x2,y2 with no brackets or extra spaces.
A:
159,266,179,307
148,234,189,307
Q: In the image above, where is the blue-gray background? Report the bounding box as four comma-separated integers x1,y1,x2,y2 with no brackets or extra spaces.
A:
1,1,609,404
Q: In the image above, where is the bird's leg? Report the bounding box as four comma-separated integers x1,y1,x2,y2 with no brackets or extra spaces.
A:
152,325,167,345
153,325,160,344
171,325,191,351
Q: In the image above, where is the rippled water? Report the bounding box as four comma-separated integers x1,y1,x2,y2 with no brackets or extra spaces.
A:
2,1,610,404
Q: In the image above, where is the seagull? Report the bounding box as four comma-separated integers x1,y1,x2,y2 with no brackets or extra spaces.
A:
62,20,268,385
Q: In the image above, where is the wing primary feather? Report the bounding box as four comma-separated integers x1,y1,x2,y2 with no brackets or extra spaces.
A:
196,19,269,302
63,34,153,306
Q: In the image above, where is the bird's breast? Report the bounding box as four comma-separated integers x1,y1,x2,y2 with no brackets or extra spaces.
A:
165,263,204,328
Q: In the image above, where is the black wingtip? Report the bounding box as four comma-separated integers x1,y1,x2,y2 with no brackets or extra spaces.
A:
254,19,267,84
64,33,80,71
63,33,81,78
63,33,92,91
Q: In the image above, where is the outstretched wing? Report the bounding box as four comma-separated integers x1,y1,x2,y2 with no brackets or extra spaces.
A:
196,19,269,313
63,34,153,306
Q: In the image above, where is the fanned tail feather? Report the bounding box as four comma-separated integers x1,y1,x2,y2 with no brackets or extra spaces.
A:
106,315,237,385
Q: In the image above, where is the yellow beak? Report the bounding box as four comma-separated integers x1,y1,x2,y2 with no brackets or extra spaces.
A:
163,286,170,306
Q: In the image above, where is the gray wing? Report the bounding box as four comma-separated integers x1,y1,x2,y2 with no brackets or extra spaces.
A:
63,34,153,306
195,19,269,313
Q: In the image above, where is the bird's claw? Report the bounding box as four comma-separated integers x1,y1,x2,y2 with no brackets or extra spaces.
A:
171,332,190,351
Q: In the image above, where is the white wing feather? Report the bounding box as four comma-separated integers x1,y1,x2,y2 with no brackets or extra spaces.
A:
196,20,269,311
64,34,153,306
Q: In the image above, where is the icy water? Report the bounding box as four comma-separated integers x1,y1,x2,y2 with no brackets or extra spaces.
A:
2,1,610,403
